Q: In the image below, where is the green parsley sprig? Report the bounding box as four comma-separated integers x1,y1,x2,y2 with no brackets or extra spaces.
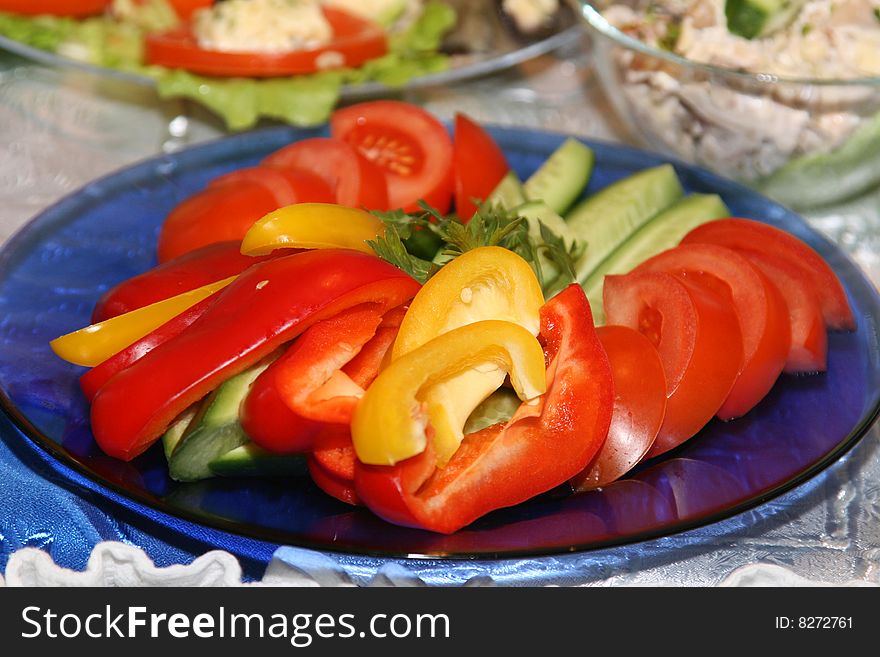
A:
367,202,584,297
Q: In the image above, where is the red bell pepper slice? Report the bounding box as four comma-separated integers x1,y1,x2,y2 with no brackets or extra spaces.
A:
241,303,405,456
80,295,216,401
308,426,361,506
91,241,277,323
240,364,323,456
90,250,420,461
354,284,614,534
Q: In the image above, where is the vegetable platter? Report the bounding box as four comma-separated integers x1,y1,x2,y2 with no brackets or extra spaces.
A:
0,103,878,557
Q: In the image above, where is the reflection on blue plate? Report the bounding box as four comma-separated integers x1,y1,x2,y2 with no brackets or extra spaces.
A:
0,126,878,558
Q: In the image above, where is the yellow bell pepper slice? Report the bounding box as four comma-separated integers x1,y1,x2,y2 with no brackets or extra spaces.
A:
352,320,546,466
50,276,236,367
388,246,545,464
240,203,385,256
392,246,544,358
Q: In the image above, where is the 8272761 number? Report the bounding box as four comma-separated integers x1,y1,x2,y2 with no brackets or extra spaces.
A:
775,617,853,629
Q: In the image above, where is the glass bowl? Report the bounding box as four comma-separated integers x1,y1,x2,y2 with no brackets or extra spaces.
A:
572,0,880,210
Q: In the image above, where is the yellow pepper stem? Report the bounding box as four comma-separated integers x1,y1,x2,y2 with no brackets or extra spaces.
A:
352,320,547,466
240,203,385,256
50,276,236,367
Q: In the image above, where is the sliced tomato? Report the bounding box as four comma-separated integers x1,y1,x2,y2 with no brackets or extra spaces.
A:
633,244,790,420
263,138,389,210
330,100,454,213
145,8,387,77
0,0,110,16
452,113,509,220
167,0,212,20
740,251,828,373
571,325,666,491
604,271,743,457
157,166,334,262
682,218,854,330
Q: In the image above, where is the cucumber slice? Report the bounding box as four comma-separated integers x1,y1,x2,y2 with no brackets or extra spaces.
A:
583,194,730,325
566,164,684,283
487,171,527,209
725,0,808,39
161,406,199,461
523,138,595,215
463,388,521,435
167,361,272,482
209,443,309,478
757,111,880,210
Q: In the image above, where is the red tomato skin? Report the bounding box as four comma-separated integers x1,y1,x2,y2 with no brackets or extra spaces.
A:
157,167,334,262
739,251,828,374
604,271,743,457
571,325,667,491
145,8,388,77
0,0,109,16
633,244,790,420
263,138,389,210
330,101,454,213
681,218,854,330
452,113,509,220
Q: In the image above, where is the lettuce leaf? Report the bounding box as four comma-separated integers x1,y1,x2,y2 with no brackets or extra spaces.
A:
0,1,457,131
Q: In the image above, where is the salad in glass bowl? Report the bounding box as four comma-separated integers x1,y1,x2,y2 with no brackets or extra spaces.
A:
576,0,880,210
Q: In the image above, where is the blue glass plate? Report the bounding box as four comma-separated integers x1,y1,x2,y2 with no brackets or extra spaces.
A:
1,126,878,559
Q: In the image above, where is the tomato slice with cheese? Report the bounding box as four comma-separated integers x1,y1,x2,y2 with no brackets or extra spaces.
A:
453,113,509,220
571,325,667,491
682,218,854,331
604,271,743,458
145,7,387,77
0,0,110,16
633,243,790,420
157,165,334,262
263,137,389,210
330,100,454,213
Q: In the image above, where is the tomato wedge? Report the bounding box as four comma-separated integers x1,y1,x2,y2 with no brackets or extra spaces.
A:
263,138,389,210
330,100,454,213
145,7,388,77
739,251,828,373
0,0,110,16
681,218,854,330
157,166,333,262
452,113,509,220
571,325,667,491
604,271,743,457
633,244,790,420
